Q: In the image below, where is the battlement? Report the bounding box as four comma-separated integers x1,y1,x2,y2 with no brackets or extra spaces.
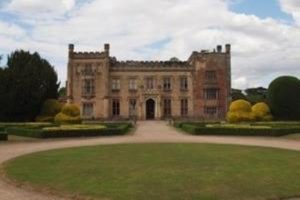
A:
68,43,109,59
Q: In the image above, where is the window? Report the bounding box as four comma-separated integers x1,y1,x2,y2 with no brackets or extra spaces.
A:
205,70,217,81
129,79,137,91
111,79,120,91
180,77,188,91
129,99,137,116
204,89,219,100
112,99,120,116
82,79,95,96
146,77,154,90
181,98,188,116
82,64,93,76
204,107,217,115
163,98,172,117
163,77,171,91
82,103,93,117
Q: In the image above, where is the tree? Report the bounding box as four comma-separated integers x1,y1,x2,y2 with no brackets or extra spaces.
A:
169,57,180,62
58,87,67,97
0,50,59,122
267,76,300,120
245,87,268,104
231,88,247,101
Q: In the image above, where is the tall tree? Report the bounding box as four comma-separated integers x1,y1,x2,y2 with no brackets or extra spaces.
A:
244,87,268,104
0,50,59,122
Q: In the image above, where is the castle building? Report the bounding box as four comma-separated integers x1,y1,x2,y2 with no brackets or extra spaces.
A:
66,43,231,120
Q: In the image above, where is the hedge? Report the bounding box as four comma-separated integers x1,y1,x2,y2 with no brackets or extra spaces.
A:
179,123,300,137
6,123,132,138
0,131,8,141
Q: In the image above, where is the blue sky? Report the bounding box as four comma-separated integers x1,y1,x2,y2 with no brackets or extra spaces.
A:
230,0,293,22
0,0,300,89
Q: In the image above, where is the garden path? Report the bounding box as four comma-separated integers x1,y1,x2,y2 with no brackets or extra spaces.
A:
0,120,300,200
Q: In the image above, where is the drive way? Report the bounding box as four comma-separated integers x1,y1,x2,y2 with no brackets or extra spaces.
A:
0,121,299,200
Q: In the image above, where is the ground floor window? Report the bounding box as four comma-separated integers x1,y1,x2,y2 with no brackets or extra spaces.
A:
163,98,172,117
82,103,93,117
181,98,188,116
112,99,120,116
204,106,217,115
129,99,137,117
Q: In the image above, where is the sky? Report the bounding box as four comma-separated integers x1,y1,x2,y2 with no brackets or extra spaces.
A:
0,0,300,89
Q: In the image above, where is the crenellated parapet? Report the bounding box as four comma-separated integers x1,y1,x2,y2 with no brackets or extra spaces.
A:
110,59,193,71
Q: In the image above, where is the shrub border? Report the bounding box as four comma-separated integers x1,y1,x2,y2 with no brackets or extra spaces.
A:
6,123,132,138
177,122,300,137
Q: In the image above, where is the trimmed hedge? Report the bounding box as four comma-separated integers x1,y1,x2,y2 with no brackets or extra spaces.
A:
6,123,132,138
178,123,300,137
0,131,8,141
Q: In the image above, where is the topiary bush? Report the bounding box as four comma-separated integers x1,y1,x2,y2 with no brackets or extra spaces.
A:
54,103,81,124
267,76,300,120
226,100,255,123
36,99,63,122
252,102,273,121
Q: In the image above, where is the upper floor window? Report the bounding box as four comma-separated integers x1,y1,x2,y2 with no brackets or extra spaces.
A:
180,77,188,91
146,77,154,90
111,79,121,91
82,79,95,96
205,70,217,81
82,64,93,76
163,77,172,91
204,88,219,100
129,79,137,91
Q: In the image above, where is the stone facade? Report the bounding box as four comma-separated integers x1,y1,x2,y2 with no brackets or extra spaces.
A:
66,43,231,120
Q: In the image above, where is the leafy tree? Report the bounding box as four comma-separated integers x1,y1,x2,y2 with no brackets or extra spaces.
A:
169,57,180,62
0,50,59,122
58,87,67,97
245,87,268,104
267,76,300,120
231,89,247,101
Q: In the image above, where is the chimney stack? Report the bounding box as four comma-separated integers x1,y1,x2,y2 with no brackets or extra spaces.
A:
217,45,222,53
68,44,74,58
225,44,231,54
104,43,110,55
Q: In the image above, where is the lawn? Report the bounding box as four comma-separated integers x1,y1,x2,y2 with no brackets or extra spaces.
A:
4,144,300,200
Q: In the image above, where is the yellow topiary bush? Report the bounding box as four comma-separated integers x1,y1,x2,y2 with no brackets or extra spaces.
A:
54,103,81,124
61,104,80,117
252,102,273,121
229,99,252,113
227,99,255,123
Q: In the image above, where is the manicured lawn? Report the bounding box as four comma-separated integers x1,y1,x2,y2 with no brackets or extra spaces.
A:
5,144,300,200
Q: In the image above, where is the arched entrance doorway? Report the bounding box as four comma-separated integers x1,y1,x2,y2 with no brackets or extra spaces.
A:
146,99,155,120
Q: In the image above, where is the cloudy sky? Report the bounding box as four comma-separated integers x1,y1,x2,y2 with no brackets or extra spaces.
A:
0,0,300,89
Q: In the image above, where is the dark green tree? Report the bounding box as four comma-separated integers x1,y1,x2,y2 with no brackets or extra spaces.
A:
231,88,247,101
58,87,67,98
245,87,268,104
267,76,300,120
0,50,59,122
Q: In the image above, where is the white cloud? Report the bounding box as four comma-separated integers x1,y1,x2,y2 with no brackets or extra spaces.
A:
4,0,75,18
279,0,300,24
0,0,300,89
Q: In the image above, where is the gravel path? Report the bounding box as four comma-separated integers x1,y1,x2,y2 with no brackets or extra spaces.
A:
0,121,300,200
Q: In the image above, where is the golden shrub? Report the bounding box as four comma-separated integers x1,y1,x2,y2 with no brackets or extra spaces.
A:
55,103,81,124
61,104,80,117
252,102,273,121
229,100,252,113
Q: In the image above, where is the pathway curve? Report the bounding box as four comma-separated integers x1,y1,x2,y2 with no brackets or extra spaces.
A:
0,121,300,200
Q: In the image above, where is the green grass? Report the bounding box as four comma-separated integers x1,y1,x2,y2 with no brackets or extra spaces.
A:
283,133,300,140
4,144,300,200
